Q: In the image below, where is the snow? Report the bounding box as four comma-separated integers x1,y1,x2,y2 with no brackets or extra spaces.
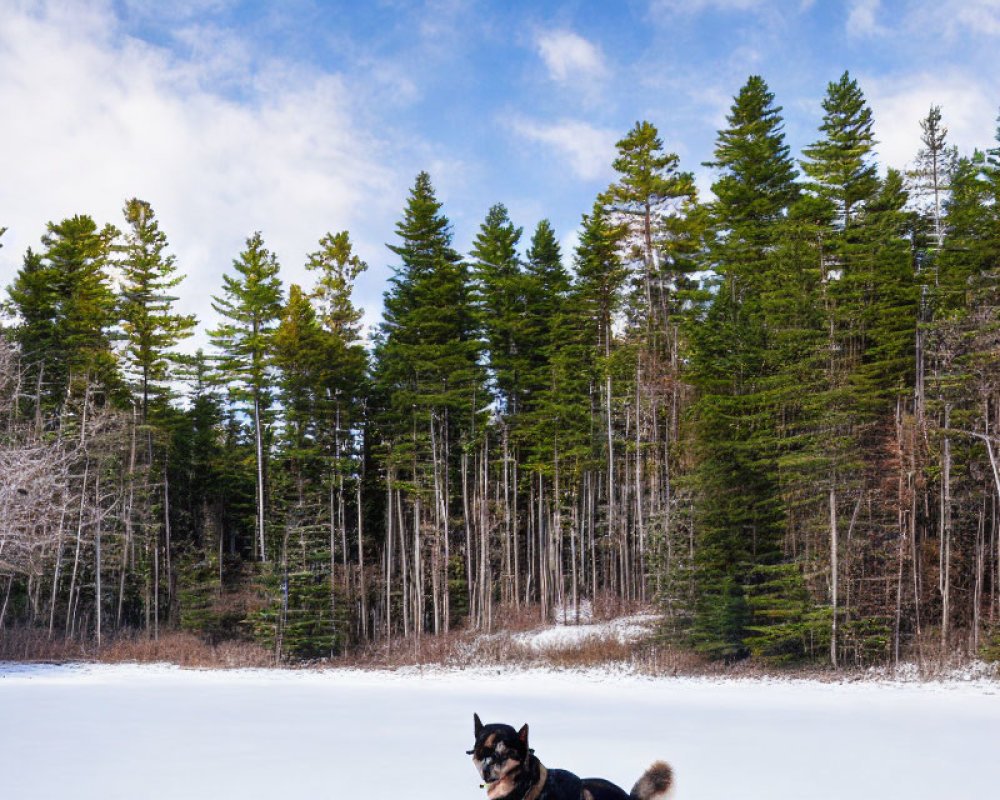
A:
1,662,998,799
513,612,658,651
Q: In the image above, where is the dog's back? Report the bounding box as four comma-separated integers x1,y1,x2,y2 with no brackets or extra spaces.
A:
580,777,630,800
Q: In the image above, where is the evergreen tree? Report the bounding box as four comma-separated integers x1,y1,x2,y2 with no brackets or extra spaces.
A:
792,73,916,666
574,202,629,361
908,106,958,251
7,248,57,393
572,201,627,541
118,198,197,423
306,230,367,342
374,172,485,634
603,120,697,334
800,71,879,230
470,203,526,416
303,230,370,545
270,285,344,658
521,220,569,419
8,215,121,409
209,232,284,563
377,173,483,437
687,75,801,659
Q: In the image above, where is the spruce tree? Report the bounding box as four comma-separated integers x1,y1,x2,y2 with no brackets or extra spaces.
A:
908,106,958,251
118,198,197,423
374,172,484,633
270,284,345,658
603,120,697,333
800,71,879,230
8,215,121,409
209,232,284,562
303,230,370,557
378,173,483,432
521,220,569,419
687,75,801,659
306,230,367,342
793,73,915,666
470,203,526,416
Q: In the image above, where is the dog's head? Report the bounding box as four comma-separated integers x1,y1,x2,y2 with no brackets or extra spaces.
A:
467,713,532,799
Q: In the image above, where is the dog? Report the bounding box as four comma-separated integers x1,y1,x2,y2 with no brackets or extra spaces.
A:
468,713,673,800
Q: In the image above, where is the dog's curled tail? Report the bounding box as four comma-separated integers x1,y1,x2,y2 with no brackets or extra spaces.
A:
630,761,674,800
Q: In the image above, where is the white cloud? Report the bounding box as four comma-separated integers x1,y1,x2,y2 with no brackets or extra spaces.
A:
901,0,1000,39
864,71,996,171
0,1,399,349
536,30,607,85
955,0,1000,34
846,0,888,37
510,119,617,182
933,0,1000,36
651,0,763,15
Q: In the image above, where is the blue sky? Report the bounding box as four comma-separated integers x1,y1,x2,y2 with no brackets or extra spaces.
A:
2,0,999,344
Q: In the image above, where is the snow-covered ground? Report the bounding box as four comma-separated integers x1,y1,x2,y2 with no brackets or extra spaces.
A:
1,662,998,799
513,612,658,651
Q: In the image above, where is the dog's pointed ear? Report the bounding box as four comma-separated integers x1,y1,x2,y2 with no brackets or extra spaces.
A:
474,713,484,738
518,723,529,745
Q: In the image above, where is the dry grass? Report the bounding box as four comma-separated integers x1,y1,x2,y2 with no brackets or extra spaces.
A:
4,614,994,680
0,627,93,662
102,632,275,669
0,627,274,669
334,610,708,675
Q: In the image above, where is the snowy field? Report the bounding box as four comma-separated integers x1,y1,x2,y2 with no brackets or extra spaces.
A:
1,663,998,799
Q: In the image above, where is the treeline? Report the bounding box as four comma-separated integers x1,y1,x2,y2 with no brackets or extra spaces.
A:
2,71,1000,667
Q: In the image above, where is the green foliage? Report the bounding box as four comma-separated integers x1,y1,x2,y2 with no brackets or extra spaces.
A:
704,75,799,236
118,198,197,417
979,628,1000,663
744,564,830,663
574,201,628,357
685,76,799,660
306,230,367,341
375,172,485,460
800,71,879,229
470,203,526,415
8,215,122,406
603,120,699,335
246,552,349,661
209,232,284,408
209,232,284,560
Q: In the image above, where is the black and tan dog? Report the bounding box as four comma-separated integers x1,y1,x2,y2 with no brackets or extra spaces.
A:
469,714,673,800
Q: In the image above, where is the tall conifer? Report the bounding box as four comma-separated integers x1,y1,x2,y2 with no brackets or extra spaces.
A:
118,198,196,423
209,232,284,562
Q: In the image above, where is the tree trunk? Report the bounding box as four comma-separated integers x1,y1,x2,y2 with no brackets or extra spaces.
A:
940,407,952,658
830,477,839,669
253,391,267,562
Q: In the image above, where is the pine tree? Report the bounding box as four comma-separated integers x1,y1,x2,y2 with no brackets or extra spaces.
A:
908,106,959,251
521,220,569,422
470,203,526,416
306,230,367,342
209,232,284,563
686,75,801,659
7,248,57,400
8,215,121,409
303,230,370,580
792,73,916,666
118,198,197,423
374,172,485,634
603,120,697,333
800,71,879,230
270,285,344,658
